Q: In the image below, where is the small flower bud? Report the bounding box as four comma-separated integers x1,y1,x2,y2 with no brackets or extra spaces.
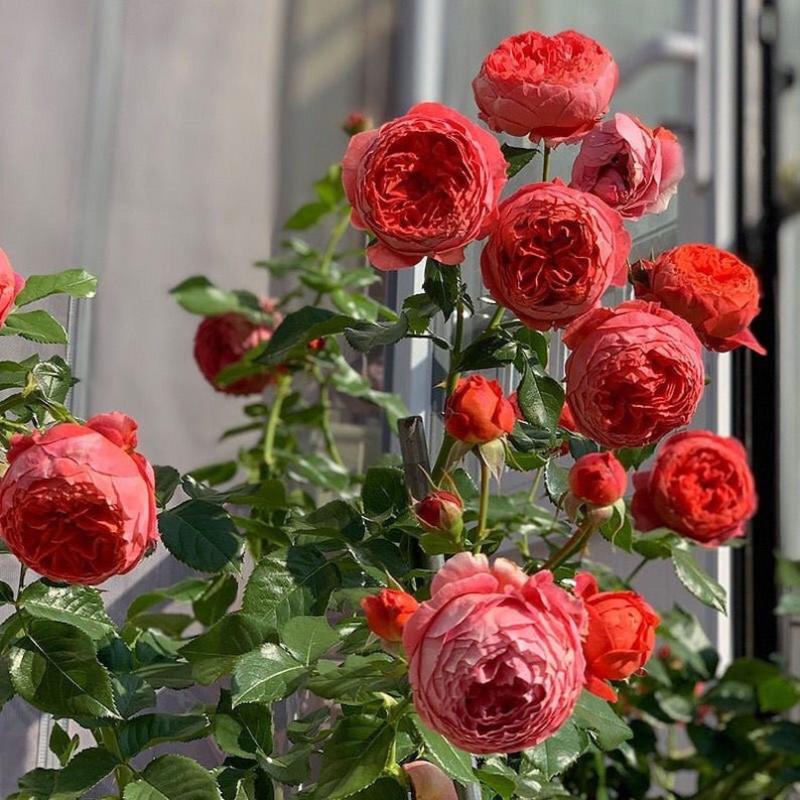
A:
414,491,464,539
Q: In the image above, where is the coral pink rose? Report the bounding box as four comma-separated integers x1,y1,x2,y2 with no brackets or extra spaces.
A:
631,430,757,546
0,249,26,328
481,180,630,330
342,102,506,270
473,30,618,145
444,375,516,444
568,452,627,507
403,762,458,800
632,243,765,354
564,300,704,448
575,573,660,702
0,413,157,585
403,553,586,753
194,300,282,395
571,113,684,219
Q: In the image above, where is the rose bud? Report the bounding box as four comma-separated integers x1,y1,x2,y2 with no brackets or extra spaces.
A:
414,491,463,538
307,337,326,352
0,248,26,328
193,299,282,395
631,430,757,546
564,300,704,448
570,113,684,219
481,180,630,330
361,588,419,643
0,413,158,585
575,572,660,702
444,375,516,444
473,30,618,146
403,762,457,800
405,553,586,753
342,102,506,270
568,452,628,507
342,110,373,136
632,243,765,354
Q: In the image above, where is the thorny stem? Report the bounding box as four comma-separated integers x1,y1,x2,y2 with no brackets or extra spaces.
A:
263,372,292,470
542,517,596,571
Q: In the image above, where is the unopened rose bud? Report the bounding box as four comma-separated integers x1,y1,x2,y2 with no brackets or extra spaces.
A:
307,337,326,352
403,761,457,800
342,111,373,136
569,451,627,506
414,490,464,539
360,588,419,643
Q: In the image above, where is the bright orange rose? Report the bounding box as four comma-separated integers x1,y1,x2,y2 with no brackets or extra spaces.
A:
575,572,660,702
633,243,765,354
360,588,419,643
444,375,516,444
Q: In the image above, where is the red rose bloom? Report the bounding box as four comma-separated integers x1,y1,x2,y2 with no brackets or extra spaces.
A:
570,113,684,219
633,243,765,354
0,413,157,585
473,30,618,145
444,375,516,444
564,300,705,448
481,181,630,330
575,572,660,702
569,452,627,507
414,491,464,538
341,102,507,270
631,430,757,546
0,248,26,328
194,301,282,395
361,588,419,642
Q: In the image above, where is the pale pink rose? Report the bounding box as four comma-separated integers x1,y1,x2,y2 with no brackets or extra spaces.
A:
403,553,586,754
403,762,458,800
570,113,684,219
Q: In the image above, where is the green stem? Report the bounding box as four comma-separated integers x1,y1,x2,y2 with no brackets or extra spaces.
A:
624,557,648,586
542,517,596,571
527,468,543,503
319,380,344,466
486,305,505,331
542,144,552,182
320,208,351,276
474,454,492,549
263,373,292,470
594,750,609,800
14,564,27,608
431,435,456,484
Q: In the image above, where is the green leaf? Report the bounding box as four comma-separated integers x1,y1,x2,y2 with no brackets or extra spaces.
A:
280,616,338,665
455,333,517,372
301,500,365,542
18,581,116,642
9,619,119,719
423,258,460,320
180,613,264,685
412,715,474,784
39,747,119,799
315,715,394,800
159,500,242,573
307,653,402,703
517,362,564,431
193,573,239,626
544,459,570,504
501,143,539,178
329,356,408,428
344,316,409,352
213,691,273,759
1,309,67,344
15,269,98,306
123,755,223,800
671,546,727,612
231,643,305,706
126,577,210,620
30,357,75,403
571,690,632,750
170,276,247,317
525,720,589,779
48,722,78,767
284,201,331,231
0,581,13,604
361,467,407,519
153,465,181,508
258,307,354,366
614,443,657,470
117,713,210,759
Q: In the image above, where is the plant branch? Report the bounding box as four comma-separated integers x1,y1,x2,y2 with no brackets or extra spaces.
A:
542,144,552,181
320,208,351,276
474,453,492,550
319,378,344,466
263,372,292,470
541,516,596,571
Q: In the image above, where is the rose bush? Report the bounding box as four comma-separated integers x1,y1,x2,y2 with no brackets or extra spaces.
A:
481,180,630,329
0,22,792,800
